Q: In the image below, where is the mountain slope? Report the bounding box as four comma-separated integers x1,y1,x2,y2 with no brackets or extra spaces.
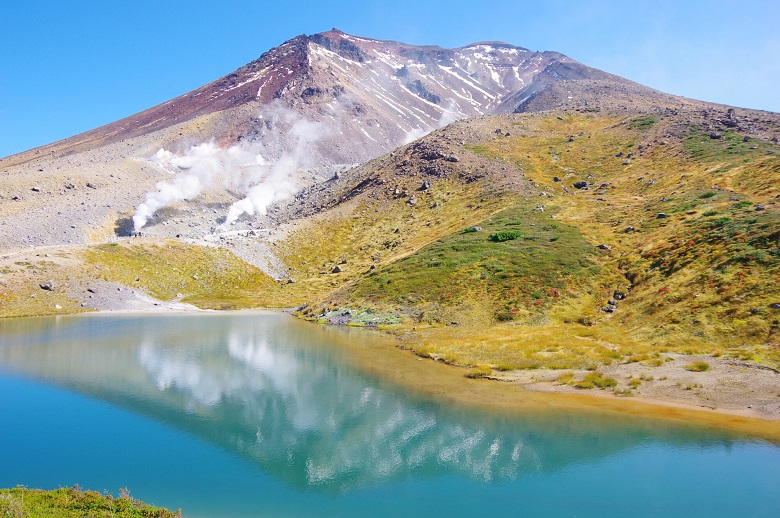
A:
272,108,780,371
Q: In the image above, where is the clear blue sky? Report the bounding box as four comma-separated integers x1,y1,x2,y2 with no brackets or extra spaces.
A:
2,0,778,158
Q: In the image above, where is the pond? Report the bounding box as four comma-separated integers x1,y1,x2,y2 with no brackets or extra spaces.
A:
1,312,778,517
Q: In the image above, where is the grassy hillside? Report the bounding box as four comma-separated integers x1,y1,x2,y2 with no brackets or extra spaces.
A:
84,240,283,310
292,111,780,370
1,109,777,373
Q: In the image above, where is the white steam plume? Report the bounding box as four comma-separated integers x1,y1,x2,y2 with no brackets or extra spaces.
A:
401,101,462,145
132,111,324,232
222,118,324,227
133,141,254,231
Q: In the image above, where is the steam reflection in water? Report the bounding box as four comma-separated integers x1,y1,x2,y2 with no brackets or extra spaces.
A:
0,312,776,500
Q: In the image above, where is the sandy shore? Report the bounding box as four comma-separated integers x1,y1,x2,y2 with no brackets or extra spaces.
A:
488,354,780,421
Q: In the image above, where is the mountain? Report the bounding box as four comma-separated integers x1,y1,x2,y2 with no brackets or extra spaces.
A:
2,29,672,169
0,28,704,253
1,30,779,401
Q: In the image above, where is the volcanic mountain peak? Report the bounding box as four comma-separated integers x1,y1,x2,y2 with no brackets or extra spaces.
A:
4,29,600,167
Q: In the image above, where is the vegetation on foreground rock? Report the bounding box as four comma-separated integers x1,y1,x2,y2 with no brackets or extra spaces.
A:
0,486,180,518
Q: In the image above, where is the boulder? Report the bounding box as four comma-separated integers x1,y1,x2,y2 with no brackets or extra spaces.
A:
573,181,588,190
39,280,54,291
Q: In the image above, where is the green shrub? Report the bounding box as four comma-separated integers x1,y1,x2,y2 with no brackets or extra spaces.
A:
685,361,710,372
702,210,719,217
583,371,617,389
698,191,717,199
711,217,731,228
489,230,521,242
628,115,656,129
556,371,575,384
466,365,492,378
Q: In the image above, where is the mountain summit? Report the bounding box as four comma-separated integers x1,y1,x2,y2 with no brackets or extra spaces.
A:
5,29,665,167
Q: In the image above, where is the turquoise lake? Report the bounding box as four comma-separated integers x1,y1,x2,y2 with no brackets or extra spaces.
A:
1,312,778,517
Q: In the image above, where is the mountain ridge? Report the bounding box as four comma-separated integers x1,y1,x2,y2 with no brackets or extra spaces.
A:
2,28,664,166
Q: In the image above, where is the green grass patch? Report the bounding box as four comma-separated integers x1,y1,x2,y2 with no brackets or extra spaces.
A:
465,365,493,378
685,361,711,372
582,371,617,389
628,115,656,129
350,204,601,323
0,486,180,517
488,230,521,242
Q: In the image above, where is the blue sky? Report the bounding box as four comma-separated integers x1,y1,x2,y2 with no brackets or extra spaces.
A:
1,0,778,158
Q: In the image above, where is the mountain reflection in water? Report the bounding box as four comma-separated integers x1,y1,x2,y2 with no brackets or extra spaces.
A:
0,312,747,492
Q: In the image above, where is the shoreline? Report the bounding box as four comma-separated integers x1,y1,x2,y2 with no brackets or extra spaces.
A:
344,340,780,443
1,306,778,441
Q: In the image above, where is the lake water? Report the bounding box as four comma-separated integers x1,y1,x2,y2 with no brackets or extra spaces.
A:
0,312,778,517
